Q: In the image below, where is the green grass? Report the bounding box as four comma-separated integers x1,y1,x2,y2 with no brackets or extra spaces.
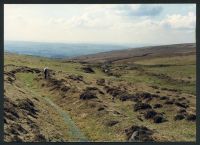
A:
135,55,195,66
5,53,82,74
5,52,196,142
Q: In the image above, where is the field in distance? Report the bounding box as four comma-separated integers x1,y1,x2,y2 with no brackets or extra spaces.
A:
4,43,196,142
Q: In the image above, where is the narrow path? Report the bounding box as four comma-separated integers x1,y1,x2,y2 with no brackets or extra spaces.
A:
43,97,88,142
19,74,89,142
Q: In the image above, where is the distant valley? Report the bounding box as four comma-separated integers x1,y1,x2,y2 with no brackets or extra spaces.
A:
4,41,141,59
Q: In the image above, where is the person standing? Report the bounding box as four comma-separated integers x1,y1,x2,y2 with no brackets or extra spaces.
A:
44,67,49,79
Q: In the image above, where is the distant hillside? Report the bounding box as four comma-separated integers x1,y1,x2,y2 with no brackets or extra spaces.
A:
72,43,196,63
4,41,132,59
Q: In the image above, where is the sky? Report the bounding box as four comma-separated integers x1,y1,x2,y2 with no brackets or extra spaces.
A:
4,4,196,45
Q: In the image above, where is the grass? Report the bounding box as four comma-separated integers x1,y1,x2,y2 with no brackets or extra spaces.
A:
4,52,196,142
135,54,195,66
17,73,90,141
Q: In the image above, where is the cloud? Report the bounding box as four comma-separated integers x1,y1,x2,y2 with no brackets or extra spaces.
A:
113,4,163,17
111,11,196,31
160,12,196,30
46,5,195,32
4,4,195,44
63,4,163,29
64,6,118,29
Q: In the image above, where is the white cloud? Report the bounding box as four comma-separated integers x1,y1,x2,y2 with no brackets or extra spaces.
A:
112,4,163,17
4,4,196,44
54,4,163,30
61,6,195,32
160,12,196,30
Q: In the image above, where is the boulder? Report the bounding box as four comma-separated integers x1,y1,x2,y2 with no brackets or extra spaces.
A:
186,114,196,121
80,91,97,100
164,100,174,105
97,107,105,111
106,120,119,127
144,109,157,119
153,114,166,123
125,125,154,142
177,109,187,114
96,78,105,86
153,104,163,109
82,67,95,73
119,93,134,101
68,74,83,81
34,134,47,142
159,96,169,100
18,98,39,118
60,86,70,92
104,86,124,97
174,114,185,121
134,103,152,111
175,102,189,108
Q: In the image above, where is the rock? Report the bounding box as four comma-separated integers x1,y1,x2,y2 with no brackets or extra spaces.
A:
18,98,39,118
86,87,99,91
134,103,152,111
60,86,70,92
113,111,121,115
177,109,187,114
104,86,124,97
150,85,159,89
10,127,19,135
153,104,163,109
11,135,23,142
105,86,135,101
132,97,141,102
156,91,160,93
34,134,47,142
125,125,154,142
144,109,157,119
4,118,8,124
68,74,83,81
153,114,166,123
177,97,186,101
4,97,20,121
129,131,139,142
164,100,174,105
96,78,105,86
48,78,63,89
174,114,185,121
80,91,97,100
10,66,41,74
140,92,152,99
119,93,134,101
48,78,71,93
137,116,143,121
159,96,169,100
7,77,15,84
85,86,104,95
82,66,95,73
4,112,19,121
97,107,105,111
186,114,196,121
135,92,160,101
175,102,189,108
106,120,119,127
15,124,28,134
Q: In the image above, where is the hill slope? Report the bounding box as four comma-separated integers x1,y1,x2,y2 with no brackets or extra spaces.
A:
72,43,195,63
4,43,196,142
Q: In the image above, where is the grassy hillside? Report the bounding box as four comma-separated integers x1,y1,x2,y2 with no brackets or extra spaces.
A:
72,43,195,63
4,44,196,142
